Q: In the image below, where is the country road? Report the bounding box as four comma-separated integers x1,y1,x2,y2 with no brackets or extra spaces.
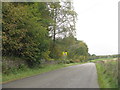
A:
3,63,99,88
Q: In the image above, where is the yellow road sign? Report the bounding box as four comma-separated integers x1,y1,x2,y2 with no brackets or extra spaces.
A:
62,52,68,56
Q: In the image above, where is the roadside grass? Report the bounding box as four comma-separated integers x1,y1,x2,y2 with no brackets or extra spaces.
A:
2,62,83,84
96,60,118,88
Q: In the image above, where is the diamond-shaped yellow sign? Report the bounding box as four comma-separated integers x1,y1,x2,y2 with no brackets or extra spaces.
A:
62,52,68,56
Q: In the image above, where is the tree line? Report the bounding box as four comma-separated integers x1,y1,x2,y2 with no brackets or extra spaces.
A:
2,1,89,67
88,54,119,60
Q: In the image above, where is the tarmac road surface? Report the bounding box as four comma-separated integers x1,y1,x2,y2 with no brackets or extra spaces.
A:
3,62,99,88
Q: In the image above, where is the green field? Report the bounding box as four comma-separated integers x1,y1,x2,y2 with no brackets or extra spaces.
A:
89,58,115,62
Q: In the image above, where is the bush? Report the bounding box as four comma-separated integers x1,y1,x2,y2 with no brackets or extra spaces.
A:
2,63,9,75
69,60,74,63
18,64,28,71
65,60,70,64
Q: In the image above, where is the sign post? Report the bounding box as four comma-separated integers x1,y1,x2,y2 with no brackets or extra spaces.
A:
62,51,68,63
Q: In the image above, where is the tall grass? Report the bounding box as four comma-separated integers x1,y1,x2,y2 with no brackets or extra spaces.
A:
96,60,118,88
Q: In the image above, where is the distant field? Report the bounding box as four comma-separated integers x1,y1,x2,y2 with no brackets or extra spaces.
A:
89,58,116,62
96,58,118,88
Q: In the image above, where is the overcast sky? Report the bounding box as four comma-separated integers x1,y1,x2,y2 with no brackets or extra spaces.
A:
73,0,118,55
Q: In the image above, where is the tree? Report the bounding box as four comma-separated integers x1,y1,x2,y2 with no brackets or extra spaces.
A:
48,1,77,58
2,2,52,67
68,40,88,62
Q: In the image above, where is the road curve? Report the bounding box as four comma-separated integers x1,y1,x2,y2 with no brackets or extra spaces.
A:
3,62,99,88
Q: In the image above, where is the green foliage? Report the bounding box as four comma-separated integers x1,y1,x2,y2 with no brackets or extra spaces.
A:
2,2,51,66
48,1,77,59
2,2,86,69
41,50,51,61
2,62,28,75
50,36,89,62
67,39,88,61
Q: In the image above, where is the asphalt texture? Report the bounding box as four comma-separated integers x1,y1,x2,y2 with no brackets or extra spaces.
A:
3,62,99,88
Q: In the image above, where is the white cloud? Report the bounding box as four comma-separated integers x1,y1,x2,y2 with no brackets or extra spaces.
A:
73,0,118,55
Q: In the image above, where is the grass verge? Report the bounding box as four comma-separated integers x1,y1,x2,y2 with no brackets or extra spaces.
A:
96,61,118,88
2,62,83,84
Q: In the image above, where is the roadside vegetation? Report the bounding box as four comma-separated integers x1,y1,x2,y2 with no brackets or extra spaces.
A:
2,2,119,87
2,2,90,83
2,62,85,83
88,55,119,88
95,59,118,88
